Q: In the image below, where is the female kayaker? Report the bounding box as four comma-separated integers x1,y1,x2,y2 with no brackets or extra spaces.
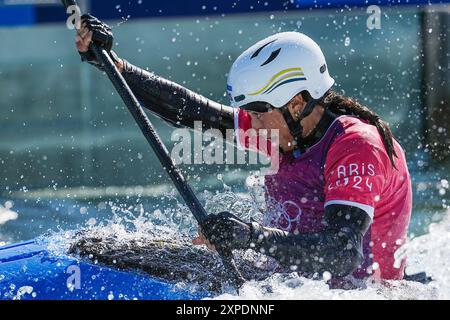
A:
75,14,412,283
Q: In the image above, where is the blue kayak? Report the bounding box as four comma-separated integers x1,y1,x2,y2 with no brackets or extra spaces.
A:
0,241,212,300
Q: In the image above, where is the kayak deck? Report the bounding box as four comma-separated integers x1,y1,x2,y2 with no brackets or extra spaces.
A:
0,241,212,300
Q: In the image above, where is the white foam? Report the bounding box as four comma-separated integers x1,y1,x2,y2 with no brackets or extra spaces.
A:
215,274,438,300
13,286,35,300
214,210,450,300
401,210,450,299
42,197,450,300
0,202,18,225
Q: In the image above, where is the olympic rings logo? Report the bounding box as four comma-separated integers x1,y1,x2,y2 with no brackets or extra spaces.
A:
264,197,303,232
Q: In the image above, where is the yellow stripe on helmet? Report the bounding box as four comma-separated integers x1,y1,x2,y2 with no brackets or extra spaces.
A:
248,67,304,96
262,72,306,94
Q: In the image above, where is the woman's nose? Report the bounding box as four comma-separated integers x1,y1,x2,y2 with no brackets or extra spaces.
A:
250,115,263,129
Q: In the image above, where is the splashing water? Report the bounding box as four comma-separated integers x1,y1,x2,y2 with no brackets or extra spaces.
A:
44,195,278,293
0,201,18,226
39,190,450,300
216,209,450,300
397,210,450,299
215,273,438,300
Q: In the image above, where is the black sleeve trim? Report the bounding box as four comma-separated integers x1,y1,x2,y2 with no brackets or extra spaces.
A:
250,204,372,278
121,60,234,136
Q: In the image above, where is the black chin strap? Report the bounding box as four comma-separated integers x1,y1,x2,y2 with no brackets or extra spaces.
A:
281,100,336,158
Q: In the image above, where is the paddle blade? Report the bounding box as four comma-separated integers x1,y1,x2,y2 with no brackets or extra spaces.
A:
69,233,272,292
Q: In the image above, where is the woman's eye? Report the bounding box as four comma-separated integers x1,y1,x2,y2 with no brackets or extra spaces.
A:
253,113,263,119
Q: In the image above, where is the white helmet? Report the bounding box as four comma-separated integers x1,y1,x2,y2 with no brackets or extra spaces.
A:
227,32,334,109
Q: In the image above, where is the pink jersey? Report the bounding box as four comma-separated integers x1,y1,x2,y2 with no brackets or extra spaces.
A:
236,109,412,280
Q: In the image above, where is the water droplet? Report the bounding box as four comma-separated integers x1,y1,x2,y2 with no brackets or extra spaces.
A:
344,37,350,47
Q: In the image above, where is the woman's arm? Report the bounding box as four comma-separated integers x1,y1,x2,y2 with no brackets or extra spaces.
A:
76,14,235,137
199,204,371,278
249,204,371,277
120,60,235,136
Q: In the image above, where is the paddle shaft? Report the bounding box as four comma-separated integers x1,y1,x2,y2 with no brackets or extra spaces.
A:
61,0,244,287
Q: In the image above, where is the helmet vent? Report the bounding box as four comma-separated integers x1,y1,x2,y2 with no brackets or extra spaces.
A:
250,39,277,59
234,95,246,103
260,48,281,67
320,64,327,74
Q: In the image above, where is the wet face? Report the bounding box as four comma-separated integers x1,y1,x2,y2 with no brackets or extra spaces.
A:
248,109,292,147
247,94,307,152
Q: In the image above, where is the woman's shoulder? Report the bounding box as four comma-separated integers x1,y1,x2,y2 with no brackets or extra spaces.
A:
332,115,383,146
334,115,374,130
327,115,392,171
323,116,392,179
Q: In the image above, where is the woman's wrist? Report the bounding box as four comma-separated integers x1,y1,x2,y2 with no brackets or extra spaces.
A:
116,58,124,73
109,50,124,73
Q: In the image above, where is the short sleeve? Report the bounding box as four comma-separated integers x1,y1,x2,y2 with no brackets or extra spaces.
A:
324,132,389,220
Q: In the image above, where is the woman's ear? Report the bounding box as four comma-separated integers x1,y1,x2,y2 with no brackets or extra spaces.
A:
288,94,306,120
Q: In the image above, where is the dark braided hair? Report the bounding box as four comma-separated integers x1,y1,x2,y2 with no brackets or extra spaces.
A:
302,90,398,168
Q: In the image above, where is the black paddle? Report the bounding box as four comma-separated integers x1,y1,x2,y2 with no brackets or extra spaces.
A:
61,0,245,288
